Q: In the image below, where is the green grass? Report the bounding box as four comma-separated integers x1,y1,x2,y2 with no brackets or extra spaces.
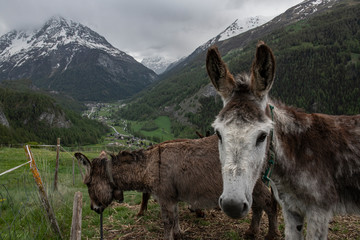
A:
0,146,102,239
130,116,175,142
0,146,159,239
224,230,242,240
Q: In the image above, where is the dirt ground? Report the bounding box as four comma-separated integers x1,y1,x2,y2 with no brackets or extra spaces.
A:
101,199,360,240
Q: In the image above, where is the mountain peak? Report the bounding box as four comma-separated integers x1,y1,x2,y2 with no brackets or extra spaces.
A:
0,16,130,64
44,15,69,26
141,56,174,74
186,15,272,57
217,16,273,42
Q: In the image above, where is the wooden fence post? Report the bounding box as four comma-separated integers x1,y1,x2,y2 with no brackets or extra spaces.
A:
72,156,75,186
24,145,63,239
54,138,60,191
70,191,82,240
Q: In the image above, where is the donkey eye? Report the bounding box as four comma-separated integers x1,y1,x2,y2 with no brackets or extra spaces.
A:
256,132,267,146
216,130,222,142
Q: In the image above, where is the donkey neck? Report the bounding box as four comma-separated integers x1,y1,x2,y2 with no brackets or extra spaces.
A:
269,102,320,200
270,102,314,167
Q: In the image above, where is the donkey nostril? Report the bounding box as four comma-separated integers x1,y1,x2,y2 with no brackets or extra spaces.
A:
219,197,223,207
243,202,249,213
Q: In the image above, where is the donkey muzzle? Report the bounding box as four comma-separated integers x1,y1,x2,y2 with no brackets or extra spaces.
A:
219,196,250,219
91,204,104,214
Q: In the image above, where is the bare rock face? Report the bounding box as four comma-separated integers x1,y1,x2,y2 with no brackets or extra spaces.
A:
38,110,72,128
0,108,9,128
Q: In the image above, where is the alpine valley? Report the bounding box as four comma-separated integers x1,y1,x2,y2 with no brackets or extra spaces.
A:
0,0,359,144
0,16,158,101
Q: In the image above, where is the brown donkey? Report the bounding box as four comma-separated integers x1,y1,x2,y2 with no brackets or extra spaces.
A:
75,135,279,240
207,42,360,239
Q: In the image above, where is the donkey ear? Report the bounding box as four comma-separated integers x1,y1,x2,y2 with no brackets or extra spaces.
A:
74,152,91,177
251,41,276,98
206,46,236,102
99,150,108,159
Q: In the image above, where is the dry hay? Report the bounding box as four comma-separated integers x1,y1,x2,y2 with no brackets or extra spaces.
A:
96,199,360,240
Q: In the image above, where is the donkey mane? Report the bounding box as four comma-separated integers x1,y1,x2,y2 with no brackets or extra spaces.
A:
113,150,146,163
233,73,252,93
217,74,266,124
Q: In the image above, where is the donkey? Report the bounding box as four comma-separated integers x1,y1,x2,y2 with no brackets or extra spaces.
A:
206,42,360,239
75,135,280,240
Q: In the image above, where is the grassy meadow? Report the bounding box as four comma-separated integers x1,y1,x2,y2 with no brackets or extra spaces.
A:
1,146,360,239
0,146,110,239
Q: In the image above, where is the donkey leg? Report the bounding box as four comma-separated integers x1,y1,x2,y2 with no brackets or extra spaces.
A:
173,203,182,239
160,201,181,240
282,208,304,240
246,180,267,238
251,180,280,240
245,200,262,239
264,189,280,240
305,208,331,240
137,192,151,216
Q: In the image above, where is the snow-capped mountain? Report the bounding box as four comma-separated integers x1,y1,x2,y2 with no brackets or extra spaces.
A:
0,17,130,64
0,16,157,101
142,16,272,75
141,56,174,75
219,16,273,42
163,15,272,73
198,16,272,53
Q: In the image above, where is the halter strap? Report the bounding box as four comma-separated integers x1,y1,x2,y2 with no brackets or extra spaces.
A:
262,104,275,186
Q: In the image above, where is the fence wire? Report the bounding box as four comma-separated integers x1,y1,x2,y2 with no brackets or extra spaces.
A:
0,167,53,239
0,145,87,240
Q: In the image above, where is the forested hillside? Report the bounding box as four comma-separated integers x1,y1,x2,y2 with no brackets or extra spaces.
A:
119,0,360,138
0,87,109,145
228,3,360,115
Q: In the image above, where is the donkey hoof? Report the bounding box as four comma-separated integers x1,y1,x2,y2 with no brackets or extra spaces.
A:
244,229,257,239
264,231,281,240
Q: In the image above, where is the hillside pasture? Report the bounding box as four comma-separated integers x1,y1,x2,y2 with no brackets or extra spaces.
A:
128,116,175,142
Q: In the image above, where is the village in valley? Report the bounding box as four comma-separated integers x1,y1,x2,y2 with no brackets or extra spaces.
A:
82,102,154,150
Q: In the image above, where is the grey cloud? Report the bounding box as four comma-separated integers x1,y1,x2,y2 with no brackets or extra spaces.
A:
0,0,303,61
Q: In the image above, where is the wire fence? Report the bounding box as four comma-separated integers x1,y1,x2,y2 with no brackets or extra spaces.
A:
0,143,92,240
0,168,52,239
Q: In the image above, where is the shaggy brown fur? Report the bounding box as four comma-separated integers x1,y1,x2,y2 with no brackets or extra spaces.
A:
75,135,279,240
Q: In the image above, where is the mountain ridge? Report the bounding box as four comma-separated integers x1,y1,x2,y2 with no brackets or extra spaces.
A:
0,16,158,101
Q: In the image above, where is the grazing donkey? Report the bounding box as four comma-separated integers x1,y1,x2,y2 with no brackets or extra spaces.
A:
206,42,360,239
75,135,280,240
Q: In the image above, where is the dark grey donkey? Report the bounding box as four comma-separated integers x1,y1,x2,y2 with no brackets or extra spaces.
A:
207,41,360,239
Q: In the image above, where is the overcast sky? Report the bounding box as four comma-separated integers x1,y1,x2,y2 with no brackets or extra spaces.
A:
0,0,303,61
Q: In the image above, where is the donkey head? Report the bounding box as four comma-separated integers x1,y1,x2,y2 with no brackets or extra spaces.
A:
75,151,124,214
206,42,275,219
